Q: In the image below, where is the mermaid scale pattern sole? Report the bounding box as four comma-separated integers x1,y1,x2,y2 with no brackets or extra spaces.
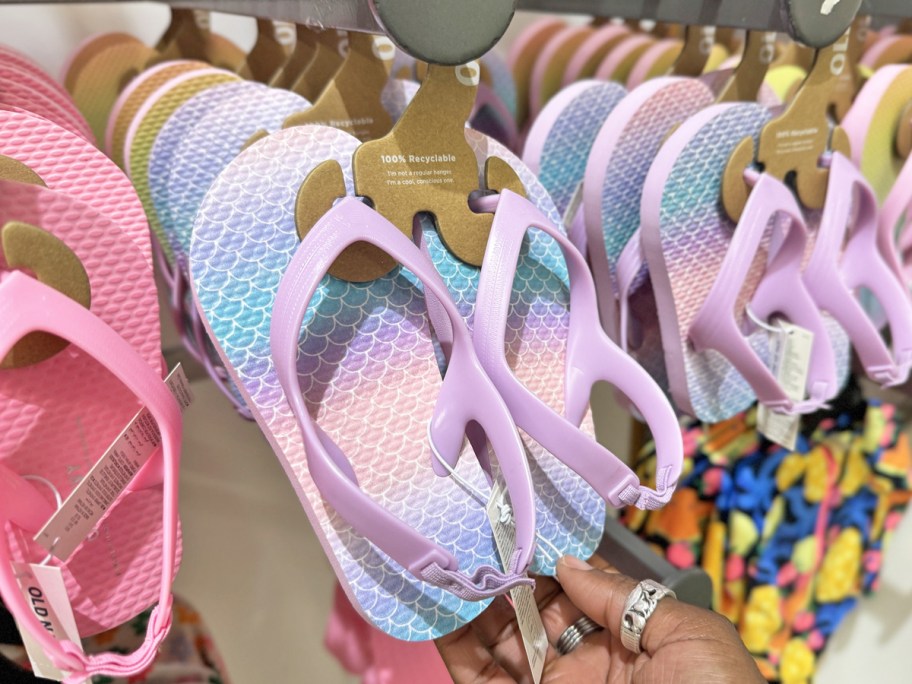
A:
191,125,502,640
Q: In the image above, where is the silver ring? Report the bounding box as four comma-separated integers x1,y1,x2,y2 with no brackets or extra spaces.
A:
556,615,603,655
620,579,676,654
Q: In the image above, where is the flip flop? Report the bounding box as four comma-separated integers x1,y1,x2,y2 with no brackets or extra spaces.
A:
191,124,535,639
0,63,91,142
0,179,181,681
528,25,595,120
0,273,182,684
105,60,211,167
65,34,160,143
61,33,139,92
149,80,260,271
803,152,912,386
419,131,609,575
507,17,565,127
163,82,310,273
595,34,656,84
0,108,152,269
523,79,627,253
471,83,519,151
0,45,73,104
627,38,729,89
842,64,911,283
862,34,912,70
640,103,841,421
469,52,518,151
583,77,714,391
273,196,539,595
156,82,311,417
480,50,517,121
123,67,241,265
561,25,631,86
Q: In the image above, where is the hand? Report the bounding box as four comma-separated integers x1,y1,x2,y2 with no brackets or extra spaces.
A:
435,555,765,684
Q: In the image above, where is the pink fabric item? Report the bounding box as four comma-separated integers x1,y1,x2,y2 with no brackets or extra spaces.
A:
325,584,451,684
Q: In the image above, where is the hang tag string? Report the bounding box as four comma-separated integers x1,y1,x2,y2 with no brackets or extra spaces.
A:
745,304,785,335
21,475,62,566
427,424,563,564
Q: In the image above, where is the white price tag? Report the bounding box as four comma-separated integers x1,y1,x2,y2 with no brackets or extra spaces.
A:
12,563,83,682
757,322,814,450
486,481,547,684
34,365,193,560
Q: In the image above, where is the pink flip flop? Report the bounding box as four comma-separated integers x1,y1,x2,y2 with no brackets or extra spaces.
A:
0,108,153,270
842,64,912,284
0,64,93,142
0,179,183,682
527,25,595,120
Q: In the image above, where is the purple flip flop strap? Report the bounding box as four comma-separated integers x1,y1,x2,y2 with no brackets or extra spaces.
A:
0,272,181,683
690,173,833,415
806,152,912,386
473,190,682,510
886,150,912,281
615,229,647,352
270,198,536,601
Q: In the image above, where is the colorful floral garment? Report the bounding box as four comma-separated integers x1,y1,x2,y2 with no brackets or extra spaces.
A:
623,392,912,683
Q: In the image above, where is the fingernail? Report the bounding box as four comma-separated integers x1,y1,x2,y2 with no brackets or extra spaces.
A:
558,555,592,572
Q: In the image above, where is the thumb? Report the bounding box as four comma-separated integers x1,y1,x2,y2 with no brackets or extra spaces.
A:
556,556,693,656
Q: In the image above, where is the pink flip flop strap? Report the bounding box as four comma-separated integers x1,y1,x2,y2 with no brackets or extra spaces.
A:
0,272,181,683
473,190,682,510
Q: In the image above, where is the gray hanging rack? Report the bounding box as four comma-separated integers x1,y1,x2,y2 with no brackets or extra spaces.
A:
2,1,912,60
0,0,518,66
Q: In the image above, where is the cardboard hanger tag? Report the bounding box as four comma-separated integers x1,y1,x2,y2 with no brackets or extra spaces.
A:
828,16,867,121
34,365,193,561
352,63,522,267
269,25,319,90
295,62,525,282
0,221,91,369
723,30,853,221
290,29,347,101
671,26,716,76
284,33,395,141
239,19,291,83
716,31,777,104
